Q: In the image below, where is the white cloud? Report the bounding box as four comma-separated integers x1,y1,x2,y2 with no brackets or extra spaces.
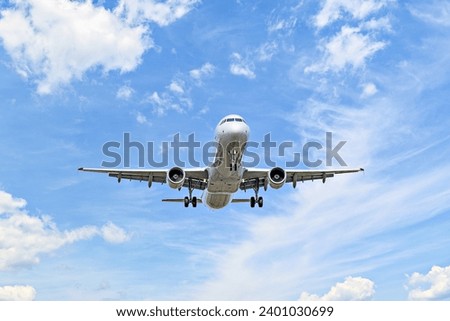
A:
305,26,387,73
257,42,278,62
0,0,150,94
0,285,36,301
117,85,135,100
407,265,450,300
114,0,200,26
315,0,388,29
168,80,185,94
147,91,188,116
189,63,215,82
300,277,375,301
409,2,450,27
149,63,213,116
361,82,378,97
136,111,150,125
0,0,200,94
361,17,392,31
229,53,256,79
101,222,131,244
267,16,297,34
0,191,26,215
0,190,130,271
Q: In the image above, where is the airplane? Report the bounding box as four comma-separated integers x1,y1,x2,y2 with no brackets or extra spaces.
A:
79,114,363,209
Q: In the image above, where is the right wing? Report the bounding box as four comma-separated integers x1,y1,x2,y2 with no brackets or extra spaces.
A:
241,167,364,190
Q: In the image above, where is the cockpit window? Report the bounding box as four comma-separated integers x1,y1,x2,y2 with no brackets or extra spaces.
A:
219,117,247,125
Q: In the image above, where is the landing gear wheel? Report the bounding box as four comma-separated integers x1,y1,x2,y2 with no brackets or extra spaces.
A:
250,196,256,208
184,196,189,208
257,196,263,208
192,196,197,208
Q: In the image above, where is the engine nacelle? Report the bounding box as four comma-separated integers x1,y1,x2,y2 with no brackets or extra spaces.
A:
268,167,286,189
167,167,186,189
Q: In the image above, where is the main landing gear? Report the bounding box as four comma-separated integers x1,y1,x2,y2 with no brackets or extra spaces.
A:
250,179,263,208
184,180,198,208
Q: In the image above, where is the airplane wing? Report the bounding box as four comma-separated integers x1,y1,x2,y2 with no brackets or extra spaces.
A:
78,167,209,190
240,167,364,190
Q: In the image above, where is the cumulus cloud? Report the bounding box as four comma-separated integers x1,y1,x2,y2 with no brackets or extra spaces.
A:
136,111,150,125
0,0,149,94
148,62,214,116
229,53,256,79
101,222,131,244
300,277,375,301
407,265,450,300
362,82,378,97
168,80,185,94
189,63,215,82
0,191,26,215
147,91,188,116
306,26,386,73
0,0,199,94
0,285,36,301
117,85,135,100
315,0,388,29
0,190,130,271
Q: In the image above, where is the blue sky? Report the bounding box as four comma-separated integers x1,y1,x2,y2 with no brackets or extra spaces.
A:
1,0,450,301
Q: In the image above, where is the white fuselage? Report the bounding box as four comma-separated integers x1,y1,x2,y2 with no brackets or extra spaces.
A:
202,114,249,209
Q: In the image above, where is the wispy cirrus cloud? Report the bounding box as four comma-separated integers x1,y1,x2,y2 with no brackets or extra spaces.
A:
408,1,450,27
314,0,388,29
114,0,200,26
193,34,450,299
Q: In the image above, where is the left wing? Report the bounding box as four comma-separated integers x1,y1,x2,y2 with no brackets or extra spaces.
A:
241,167,364,190
78,167,209,190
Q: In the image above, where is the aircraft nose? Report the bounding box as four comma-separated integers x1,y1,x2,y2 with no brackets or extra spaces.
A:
226,122,249,141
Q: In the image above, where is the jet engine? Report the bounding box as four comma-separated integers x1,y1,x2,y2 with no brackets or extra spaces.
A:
268,167,286,189
167,167,186,189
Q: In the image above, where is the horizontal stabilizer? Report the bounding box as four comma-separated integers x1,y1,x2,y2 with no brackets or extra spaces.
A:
231,198,250,203
162,198,203,203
